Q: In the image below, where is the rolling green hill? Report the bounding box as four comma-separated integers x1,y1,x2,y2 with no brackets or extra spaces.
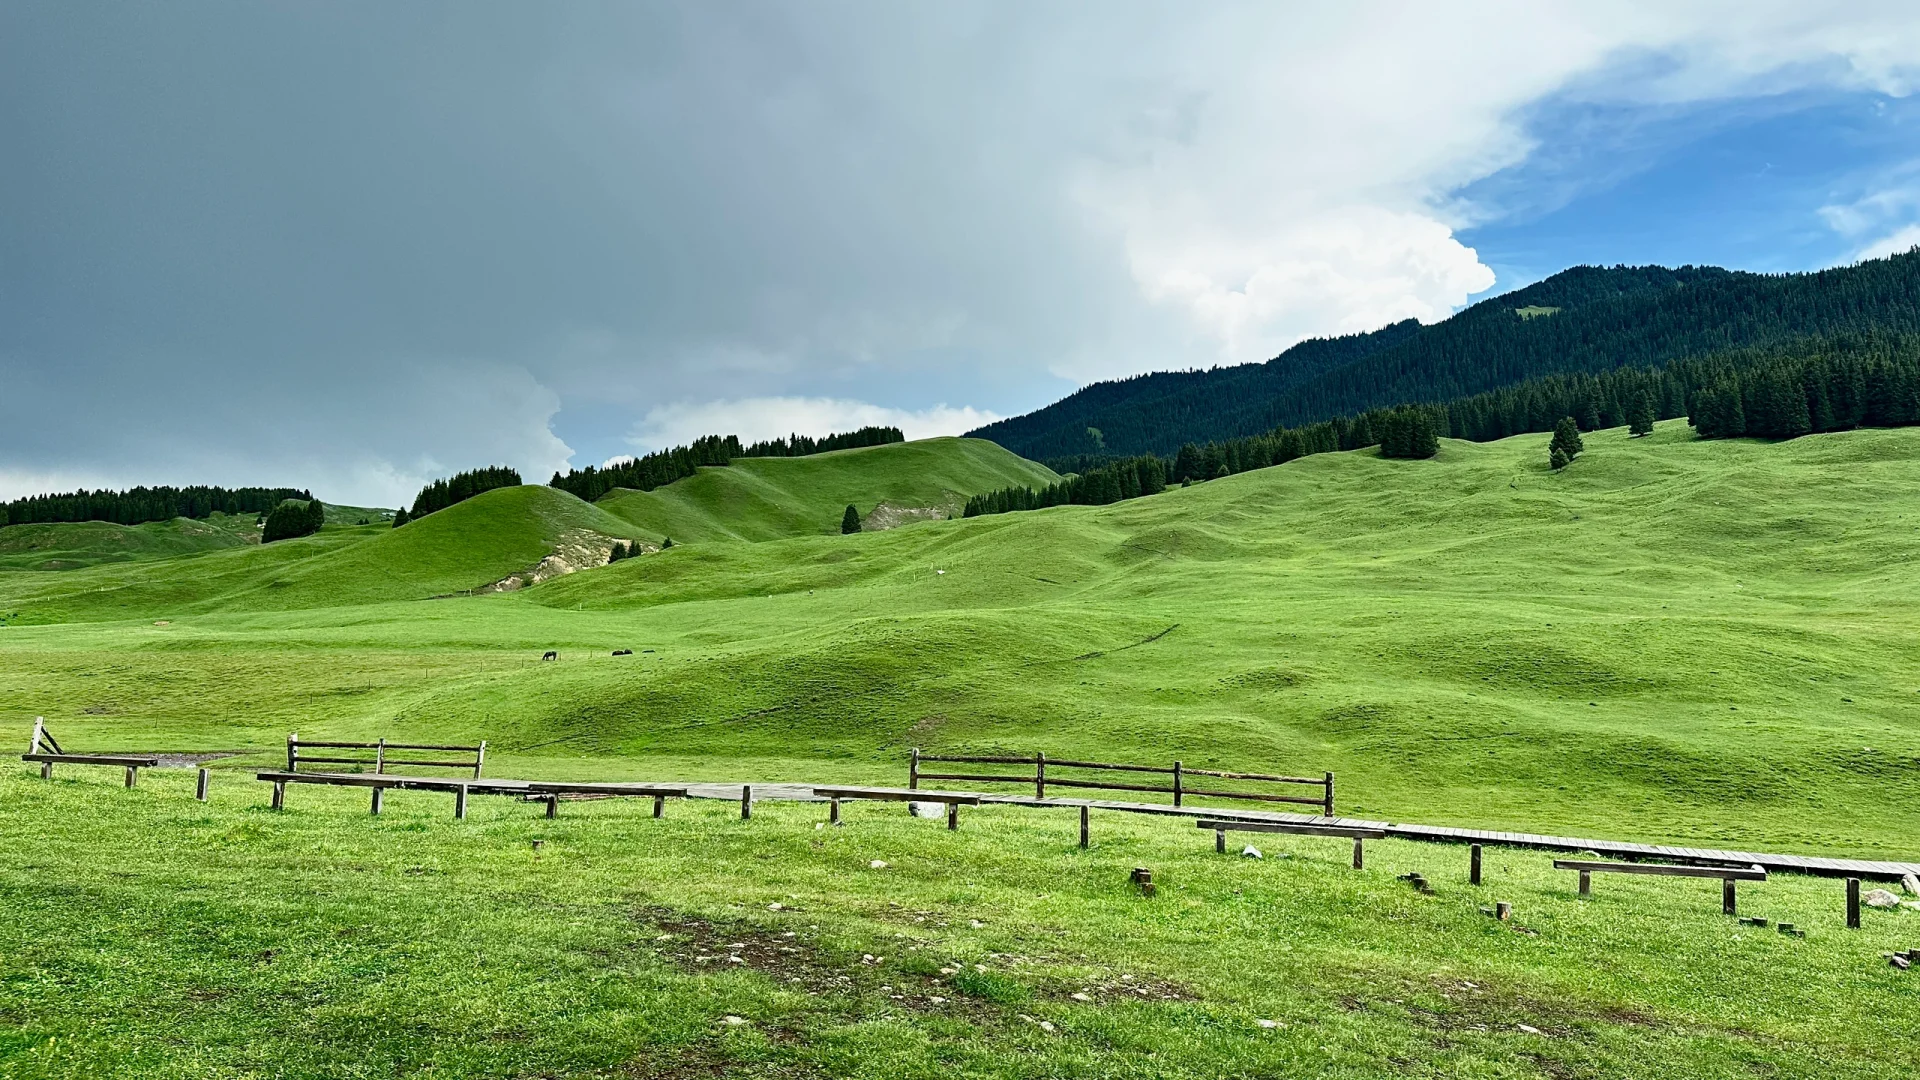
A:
593,436,1061,543
0,513,260,572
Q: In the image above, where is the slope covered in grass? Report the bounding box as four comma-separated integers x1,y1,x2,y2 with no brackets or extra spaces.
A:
3,422,1918,857
593,436,1060,543
0,485,647,620
0,513,261,571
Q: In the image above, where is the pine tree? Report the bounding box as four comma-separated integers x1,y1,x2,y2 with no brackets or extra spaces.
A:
1550,446,1571,470
662,537,674,549
392,507,409,528
841,505,861,534
1550,416,1584,462
1629,392,1656,437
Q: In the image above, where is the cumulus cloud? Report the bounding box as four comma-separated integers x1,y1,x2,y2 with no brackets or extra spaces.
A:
628,398,998,455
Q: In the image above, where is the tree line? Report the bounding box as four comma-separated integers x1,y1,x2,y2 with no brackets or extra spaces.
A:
959,332,1920,520
972,250,1920,460
263,498,327,543
394,466,523,526
741,426,904,457
4,485,312,528
549,426,908,503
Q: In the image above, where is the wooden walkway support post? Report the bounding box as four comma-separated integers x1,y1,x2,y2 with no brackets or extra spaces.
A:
1352,836,1364,870
947,802,959,830
1079,804,1089,849
454,783,468,820
653,795,666,819
909,748,919,790
370,787,384,815
1470,844,1482,886
741,785,752,820
1847,877,1861,928
196,768,210,801
1215,827,1226,854
1722,877,1737,915
1579,870,1592,896
829,797,841,825
546,794,559,819
124,766,138,788
271,781,286,810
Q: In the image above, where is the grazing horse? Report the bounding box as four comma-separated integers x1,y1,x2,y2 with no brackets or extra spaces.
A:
541,650,558,661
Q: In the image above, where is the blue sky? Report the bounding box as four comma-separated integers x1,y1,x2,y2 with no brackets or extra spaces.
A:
6,4,1920,504
1461,89,1920,291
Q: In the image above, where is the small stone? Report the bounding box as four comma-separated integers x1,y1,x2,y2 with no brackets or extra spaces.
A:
869,860,889,869
1903,872,1920,896
1038,1020,1056,1033
1517,1023,1542,1035
970,919,984,928
929,995,946,1004
1254,1018,1280,1029
1865,888,1901,909
768,902,783,911
726,955,744,964
721,1015,748,1026
1071,992,1092,1002
939,966,958,975
1241,845,1263,859
814,822,824,830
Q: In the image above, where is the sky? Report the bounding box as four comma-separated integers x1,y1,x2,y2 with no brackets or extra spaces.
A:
5,3,1920,507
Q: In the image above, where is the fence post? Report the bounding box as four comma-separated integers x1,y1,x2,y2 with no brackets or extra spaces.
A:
375,738,386,774
653,795,665,818
1578,870,1592,895
1847,877,1861,928
29,717,44,755
1215,828,1226,854
271,780,286,810
1173,760,1183,807
741,785,752,820
1079,804,1089,849
196,768,210,801
1352,837,1364,870
455,784,469,820
1323,772,1335,818
287,732,298,773
546,794,558,819
1035,752,1046,799
1722,877,1736,916
909,748,919,790
370,786,384,815
124,766,137,788
474,740,486,779
1469,844,1482,886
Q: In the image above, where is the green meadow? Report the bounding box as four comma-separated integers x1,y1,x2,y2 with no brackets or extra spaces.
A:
3,421,1919,1077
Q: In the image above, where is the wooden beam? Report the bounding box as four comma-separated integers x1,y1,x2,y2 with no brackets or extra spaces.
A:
1553,859,1766,881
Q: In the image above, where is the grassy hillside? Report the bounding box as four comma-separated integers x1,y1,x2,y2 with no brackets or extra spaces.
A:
0,512,260,572
2,420,1915,856
0,485,647,621
594,436,1060,543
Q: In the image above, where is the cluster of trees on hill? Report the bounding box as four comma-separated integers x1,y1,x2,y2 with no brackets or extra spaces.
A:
963,455,1168,516
3,485,312,528
971,250,1920,459
262,499,327,543
959,332,1920,520
550,427,911,503
742,426,904,457
394,466,522,527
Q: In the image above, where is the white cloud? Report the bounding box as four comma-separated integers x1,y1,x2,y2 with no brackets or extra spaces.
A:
627,397,1000,455
1820,176,1920,264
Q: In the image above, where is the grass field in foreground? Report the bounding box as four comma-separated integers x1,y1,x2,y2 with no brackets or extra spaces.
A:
2,767,1914,1079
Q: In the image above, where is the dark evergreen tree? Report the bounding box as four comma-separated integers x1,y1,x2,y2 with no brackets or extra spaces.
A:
1550,417,1584,462
662,537,674,549
1550,447,1571,470
841,505,862,534
1628,392,1656,437
262,499,324,543
391,507,410,528
1172,444,1203,483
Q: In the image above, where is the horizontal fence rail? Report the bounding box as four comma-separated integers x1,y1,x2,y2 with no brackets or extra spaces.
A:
287,733,486,778
909,748,1332,815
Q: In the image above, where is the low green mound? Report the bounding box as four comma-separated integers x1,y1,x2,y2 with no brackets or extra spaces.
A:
0,513,260,571
595,437,1060,543
0,485,647,619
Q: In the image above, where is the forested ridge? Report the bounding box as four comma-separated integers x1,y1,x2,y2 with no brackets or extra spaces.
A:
965,332,1920,519
971,251,1920,462
3,486,312,528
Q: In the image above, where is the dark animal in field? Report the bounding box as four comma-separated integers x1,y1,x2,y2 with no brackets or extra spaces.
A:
612,649,632,656
542,650,558,661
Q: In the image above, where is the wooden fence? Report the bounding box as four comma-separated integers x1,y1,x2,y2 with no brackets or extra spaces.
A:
287,732,485,778
909,748,1333,816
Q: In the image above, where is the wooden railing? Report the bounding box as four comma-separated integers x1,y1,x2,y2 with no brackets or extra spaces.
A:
909,748,1333,816
287,732,485,778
